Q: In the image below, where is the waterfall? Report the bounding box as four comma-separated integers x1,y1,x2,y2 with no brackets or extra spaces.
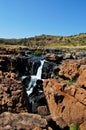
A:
36,60,45,79
26,59,45,96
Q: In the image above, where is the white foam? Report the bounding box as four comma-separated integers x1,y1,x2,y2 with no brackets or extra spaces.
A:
26,59,45,96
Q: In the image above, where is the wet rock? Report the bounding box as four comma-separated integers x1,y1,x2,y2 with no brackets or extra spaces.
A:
0,56,10,72
27,58,41,75
29,92,46,113
42,61,55,79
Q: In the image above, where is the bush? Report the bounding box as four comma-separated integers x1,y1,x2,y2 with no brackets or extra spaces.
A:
70,123,79,130
33,50,42,56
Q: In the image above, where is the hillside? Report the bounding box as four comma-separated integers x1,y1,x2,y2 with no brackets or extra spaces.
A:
0,33,86,49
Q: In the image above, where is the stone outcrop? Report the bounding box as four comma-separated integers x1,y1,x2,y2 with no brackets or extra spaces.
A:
59,59,79,80
43,79,86,128
45,53,63,62
77,65,86,87
42,61,56,79
1,46,86,129
0,78,30,113
0,112,48,130
59,58,86,80
77,69,86,87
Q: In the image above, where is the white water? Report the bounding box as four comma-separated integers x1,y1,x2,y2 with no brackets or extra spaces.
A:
36,60,45,79
26,60,45,96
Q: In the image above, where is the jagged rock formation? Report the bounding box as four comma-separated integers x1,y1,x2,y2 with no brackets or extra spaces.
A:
0,77,30,113
43,79,86,129
59,58,86,80
1,46,86,129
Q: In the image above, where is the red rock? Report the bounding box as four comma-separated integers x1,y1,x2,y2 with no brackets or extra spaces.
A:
0,78,30,113
45,53,58,61
65,85,86,105
59,58,86,80
59,59,79,80
79,121,86,130
77,69,86,87
79,65,86,75
43,79,86,128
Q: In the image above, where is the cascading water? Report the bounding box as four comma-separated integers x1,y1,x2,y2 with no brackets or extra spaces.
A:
21,50,56,113
26,59,45,96
21,55,54,113
36,60,45,79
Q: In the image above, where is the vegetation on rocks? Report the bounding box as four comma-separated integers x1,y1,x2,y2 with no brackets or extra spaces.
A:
70,124,78,130
0,33,86,49
1,33,86,129
33,50,42,56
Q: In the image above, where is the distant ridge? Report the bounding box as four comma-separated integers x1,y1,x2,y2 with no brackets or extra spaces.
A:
0,33,86,48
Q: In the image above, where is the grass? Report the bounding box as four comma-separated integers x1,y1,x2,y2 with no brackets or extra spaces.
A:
70,123,79,130
1,44,86,52
33,50,42,56
0,33,86,49
65,79,76,85
0,44,27,49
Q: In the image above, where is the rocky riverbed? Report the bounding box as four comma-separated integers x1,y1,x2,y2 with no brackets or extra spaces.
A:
0,46,86,130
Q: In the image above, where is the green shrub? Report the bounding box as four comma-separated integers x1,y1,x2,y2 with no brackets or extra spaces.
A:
70,123,79,130
33,50,42,56
65,79,76,85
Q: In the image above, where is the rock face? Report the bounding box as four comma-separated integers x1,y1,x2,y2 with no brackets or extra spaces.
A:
0,112,48,130
79,121,86,130
59,59,79,80
45,53,63,63
59,58,86,80
43,79,86,128
0,78,30,113
77,65,86,87
42,61,56,79
1,46,86,129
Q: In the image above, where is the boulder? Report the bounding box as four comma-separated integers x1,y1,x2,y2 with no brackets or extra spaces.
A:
63,52,72,59
65,84,86,105
45,53,62,62
42,61,55,79
0,78,30,113
77,65,86,87
43,79,86,128
59,59,79,80
59,58,86,80
0,112,48,130
37,105,49,116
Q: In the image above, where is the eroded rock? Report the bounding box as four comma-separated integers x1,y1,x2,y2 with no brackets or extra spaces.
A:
45,53,62,63
59,58,86,80
0,112,48,130
43,79,86,128
77,65,86,88
0,78,30,113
